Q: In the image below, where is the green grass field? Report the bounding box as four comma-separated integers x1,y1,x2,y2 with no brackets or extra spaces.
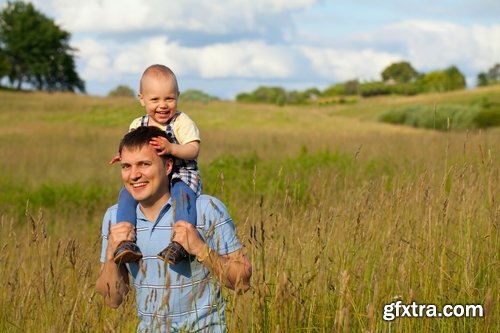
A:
0,87,498,332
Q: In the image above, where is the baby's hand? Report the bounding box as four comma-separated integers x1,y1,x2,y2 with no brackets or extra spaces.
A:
109,154,121,164
150,136,172,155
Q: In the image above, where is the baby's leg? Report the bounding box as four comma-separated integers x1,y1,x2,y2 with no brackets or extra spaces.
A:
114,187,142,263
117,186,138,225
158,180,197,264
171,180,197,227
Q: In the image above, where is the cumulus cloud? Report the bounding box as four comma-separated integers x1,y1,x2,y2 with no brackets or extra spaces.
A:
74,36,299,83
18,0,500,96
299,47,400,82
31,0,317,36
355,20,500,77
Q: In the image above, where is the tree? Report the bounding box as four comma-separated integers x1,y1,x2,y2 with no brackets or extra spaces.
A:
323,80,359,97
108,85,135,98
417,65,465,92
381,61,419,84
180,89,219,103
0,47,9,80
477,72,489,87
444,66,466,90
0,1,84,92
477,63,500,87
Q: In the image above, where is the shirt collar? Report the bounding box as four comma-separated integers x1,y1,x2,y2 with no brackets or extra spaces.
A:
136,198,173,224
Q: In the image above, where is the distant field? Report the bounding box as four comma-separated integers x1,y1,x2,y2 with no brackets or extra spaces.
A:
0,87,498,332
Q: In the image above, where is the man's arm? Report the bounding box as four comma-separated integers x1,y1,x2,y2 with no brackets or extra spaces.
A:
95,222,135,308
95,262,130,308
196,245,252,293
173,221,252,293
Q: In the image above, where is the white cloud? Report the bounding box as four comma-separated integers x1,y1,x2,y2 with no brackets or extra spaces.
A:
358,20,500,74
299,47,400,82
198,41,296,78
74,36,298,84
32,0,318,34
17,0,500,96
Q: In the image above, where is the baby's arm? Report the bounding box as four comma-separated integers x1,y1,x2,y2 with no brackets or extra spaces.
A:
108,118,143,164
149,136,200,160
109,154,121,164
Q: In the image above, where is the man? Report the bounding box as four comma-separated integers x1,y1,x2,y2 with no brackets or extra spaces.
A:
96,126,252,332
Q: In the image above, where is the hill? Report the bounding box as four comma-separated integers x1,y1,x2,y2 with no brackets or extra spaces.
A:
0,87,498,332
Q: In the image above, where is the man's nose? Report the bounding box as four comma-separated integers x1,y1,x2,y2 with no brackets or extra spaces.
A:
130,166,142,179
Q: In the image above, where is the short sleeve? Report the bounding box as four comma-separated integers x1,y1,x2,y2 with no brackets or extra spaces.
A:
173,112,200,144
129,117,143,131
197,196,241,256
100,205,118,263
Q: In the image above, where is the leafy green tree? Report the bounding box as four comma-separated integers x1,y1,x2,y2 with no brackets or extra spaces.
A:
180,89,219,103
0,1,84,92
381,61,418,83
487,63,500,81
444,66,466,90
343,79,359,95
477,72,489,87
323,83,344,97
108,85,135,98
477,63,500,87
0,47,9,81
323,80,358,97
417,66,465,92
235,92,253,103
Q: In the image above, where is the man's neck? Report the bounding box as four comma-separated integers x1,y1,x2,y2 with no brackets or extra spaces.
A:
138,194,170,222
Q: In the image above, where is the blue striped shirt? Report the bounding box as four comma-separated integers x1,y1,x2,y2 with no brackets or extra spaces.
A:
100,195,242,332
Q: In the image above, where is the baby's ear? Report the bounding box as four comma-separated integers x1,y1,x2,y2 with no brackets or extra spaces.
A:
138,93,145,106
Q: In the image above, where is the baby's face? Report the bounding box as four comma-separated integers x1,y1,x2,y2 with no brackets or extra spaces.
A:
139,76,178,125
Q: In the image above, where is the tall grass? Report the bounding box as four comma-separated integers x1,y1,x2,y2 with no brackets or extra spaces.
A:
0,90,498,332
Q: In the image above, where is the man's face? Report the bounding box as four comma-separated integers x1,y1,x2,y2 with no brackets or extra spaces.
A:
120,144,172,207
138,75,178,125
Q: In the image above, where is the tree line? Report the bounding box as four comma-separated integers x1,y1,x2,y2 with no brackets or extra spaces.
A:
237,62,500,106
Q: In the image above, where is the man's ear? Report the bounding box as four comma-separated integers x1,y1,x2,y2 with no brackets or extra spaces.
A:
164,157,174,176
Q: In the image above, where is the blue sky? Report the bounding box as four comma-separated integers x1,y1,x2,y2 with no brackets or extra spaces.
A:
2,0,499,99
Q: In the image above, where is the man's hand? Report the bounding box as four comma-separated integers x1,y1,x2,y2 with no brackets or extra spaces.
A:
172,220,252,293
105,222,136,262
149,136,173,156
171,220,206,256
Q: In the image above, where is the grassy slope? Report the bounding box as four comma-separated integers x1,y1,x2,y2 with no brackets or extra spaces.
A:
0,87,498,332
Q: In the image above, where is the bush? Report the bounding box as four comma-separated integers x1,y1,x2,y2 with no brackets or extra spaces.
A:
359,82,392,97
473,108,500,128
378,104,491,131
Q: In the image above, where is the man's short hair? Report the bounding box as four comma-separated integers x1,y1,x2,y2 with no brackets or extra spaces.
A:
119,126,173,157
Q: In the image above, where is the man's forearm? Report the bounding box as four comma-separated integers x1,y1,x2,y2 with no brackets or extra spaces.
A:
197,246,252,293
95,261,129,308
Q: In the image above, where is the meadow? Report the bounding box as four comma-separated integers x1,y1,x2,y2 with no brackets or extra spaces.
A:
0,86,498,332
